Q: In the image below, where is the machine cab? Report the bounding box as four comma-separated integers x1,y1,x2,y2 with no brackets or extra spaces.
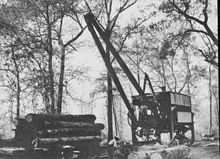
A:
131,92,195,144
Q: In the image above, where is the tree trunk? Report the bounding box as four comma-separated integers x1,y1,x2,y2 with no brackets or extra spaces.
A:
213,89,219,126
203,23,218,46
43,86,51,114
11,45,20,117
136,47,140,85
209,65,212,134
16,74,21,117
46,3,55,115
106,42,113,142
185,49,191,95
48,41,55,115
161,59,167,91
57,37,66,114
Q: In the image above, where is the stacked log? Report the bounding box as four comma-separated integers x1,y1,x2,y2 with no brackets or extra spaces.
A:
14,113,104,151
33,136,102,147
25,114,96,123
37,127,101,138
14,118,36,143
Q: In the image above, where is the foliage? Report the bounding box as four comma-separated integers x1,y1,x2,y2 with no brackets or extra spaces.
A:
0,0,88,115
159,0,218,68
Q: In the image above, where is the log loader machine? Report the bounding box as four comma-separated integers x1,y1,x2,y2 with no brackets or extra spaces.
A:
84,12,195,158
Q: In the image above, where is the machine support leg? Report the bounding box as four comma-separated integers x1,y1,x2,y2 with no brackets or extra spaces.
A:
170,110,174,140
131,121,138,145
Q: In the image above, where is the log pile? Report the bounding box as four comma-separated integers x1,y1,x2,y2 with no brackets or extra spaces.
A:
14,113,104,150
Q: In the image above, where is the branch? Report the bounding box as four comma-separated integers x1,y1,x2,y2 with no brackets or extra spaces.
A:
108,0,137,31
0,85,10,89
197,49,218,69
28,0,47,21
178,51,191,94
168,56,178,92
104,0,110,20
109,0,113,18
64,27,87,48
117,17,151,53
178,79,187,93
67,44,77,51
0,69,14,78
185,29,209,36
147,59,172,91
169,0,218,45
203,0,208,23
119,0,137,13
59,15,64,37
84,0,93,13
170,0,204,25
171,28,209,52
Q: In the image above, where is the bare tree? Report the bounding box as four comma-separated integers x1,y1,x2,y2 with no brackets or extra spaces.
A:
0,0,87,115
159,0,218,68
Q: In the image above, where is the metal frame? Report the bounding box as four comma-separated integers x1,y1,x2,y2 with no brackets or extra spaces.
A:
84,13,195,145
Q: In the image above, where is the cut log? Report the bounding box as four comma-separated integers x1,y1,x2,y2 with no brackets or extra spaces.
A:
44,121,105,130
127,145,190,159
37,128,101,137
14,118,26,126
127,151,147,159
14,118,36,141
149,151,170,159
133,144,169,151
148,145,189,159
14,128,36,141
25,113,96,123
33,136,102,147
159,145,189,159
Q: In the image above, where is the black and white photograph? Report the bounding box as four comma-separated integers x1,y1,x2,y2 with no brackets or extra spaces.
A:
0,0,218,158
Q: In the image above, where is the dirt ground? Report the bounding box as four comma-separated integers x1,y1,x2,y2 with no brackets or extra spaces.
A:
0,140,219,159
189,140,219,159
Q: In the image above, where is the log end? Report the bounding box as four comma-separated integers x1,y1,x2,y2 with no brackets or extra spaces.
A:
128,145,190,159
150,152,168,159
127,151,148,159
25,114,33,122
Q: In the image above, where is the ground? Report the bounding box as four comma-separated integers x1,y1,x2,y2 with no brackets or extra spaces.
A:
189,140,219,159
0,140,219,158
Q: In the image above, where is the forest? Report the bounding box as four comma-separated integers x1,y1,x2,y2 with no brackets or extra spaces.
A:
0,0,218,143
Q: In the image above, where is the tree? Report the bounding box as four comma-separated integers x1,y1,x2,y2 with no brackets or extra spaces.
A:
0,14,28,117
159,0,218,68
118,19,196,94
159,0,218,134
0,0,87,115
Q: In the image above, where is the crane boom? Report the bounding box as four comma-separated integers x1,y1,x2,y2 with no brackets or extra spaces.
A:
84,13,144,96
84,13,141,144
